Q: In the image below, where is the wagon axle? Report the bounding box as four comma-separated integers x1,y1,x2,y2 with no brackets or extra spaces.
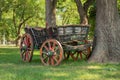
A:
47,50,55,57
21,44,27,50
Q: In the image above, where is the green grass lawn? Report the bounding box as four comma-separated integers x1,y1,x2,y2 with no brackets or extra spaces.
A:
0,46,120,80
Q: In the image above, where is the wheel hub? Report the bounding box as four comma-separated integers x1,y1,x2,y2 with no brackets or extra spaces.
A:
22,44,27,50
47,50,54,57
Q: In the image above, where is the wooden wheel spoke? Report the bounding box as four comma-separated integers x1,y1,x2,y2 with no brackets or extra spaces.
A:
47,41,51,49
79,51,83,59
56,50,61,57
70,52,79,60
23,38,27,45
43,56,49,62
48,57,51,65
44,45,49,52
82,52,87,56
25,51,31,61
27,47,32,51
52,42,56,50
64,52,70,60
21,49,25,54
25,51,28,60
54,46,59,53
75,40,91,60
42,51,48,55
51,57,55,65
21,48,26,56
53,56,59,63
25,37,29,46
22,52,26,60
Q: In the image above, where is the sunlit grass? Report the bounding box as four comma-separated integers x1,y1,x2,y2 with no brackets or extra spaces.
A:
0,46,120,80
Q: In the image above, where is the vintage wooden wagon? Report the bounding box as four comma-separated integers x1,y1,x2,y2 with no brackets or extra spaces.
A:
20,25,91,66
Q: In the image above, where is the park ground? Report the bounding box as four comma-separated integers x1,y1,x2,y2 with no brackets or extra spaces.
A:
0,46,120,80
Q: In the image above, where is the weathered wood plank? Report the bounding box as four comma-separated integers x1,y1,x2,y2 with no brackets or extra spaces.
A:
62,43,91,51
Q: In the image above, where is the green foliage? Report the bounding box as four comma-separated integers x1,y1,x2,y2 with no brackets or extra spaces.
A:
0,47,120,80
117,0,120,14
57,0,80,25
0,0,45,42
88,1,96,39
0,0,120,42
13,0,45,27
26,0,45,27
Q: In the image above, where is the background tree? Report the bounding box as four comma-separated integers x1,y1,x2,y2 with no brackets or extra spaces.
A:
46,0,57,28
57,0,80,25
12,0,40,46
0,0,12,44
89,0,120,62
0,0,120,51
74,0,95,25
0,0,45,45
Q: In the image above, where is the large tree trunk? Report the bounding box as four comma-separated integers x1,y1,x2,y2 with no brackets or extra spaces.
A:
89,0,120,63
45,0,57,28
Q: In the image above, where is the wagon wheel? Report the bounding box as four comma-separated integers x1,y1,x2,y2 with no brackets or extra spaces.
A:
63,51,70,60
40,39,63,66
79,40,91,60
20,33,34,62
70,51,79,61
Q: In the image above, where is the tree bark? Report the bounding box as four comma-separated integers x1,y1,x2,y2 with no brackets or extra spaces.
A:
45,0,57,28
89,0,120,63
74,0,88,24
83,0,95,13
74,0,94,25
0,9,2,20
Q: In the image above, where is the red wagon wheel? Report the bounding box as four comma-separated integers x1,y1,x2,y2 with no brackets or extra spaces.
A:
70,51,79,61
63,51,70,60
20,33,34,62
70,40,91,60
79,40,91,59
40,39,63,66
